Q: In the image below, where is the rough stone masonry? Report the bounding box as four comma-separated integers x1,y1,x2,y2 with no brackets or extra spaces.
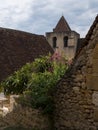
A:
54,15,98,130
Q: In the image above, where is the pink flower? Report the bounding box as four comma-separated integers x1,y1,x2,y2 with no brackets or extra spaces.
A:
51,51,61,61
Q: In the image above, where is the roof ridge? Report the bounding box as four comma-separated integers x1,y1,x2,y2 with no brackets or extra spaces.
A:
0,27,44,37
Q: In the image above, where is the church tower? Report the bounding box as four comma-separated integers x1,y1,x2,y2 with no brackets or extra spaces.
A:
46,16,80,59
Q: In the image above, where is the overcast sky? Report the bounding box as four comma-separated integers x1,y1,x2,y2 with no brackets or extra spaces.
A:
0,0,98,37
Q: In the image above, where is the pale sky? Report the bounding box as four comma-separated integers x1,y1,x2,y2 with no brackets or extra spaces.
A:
0,0,98,37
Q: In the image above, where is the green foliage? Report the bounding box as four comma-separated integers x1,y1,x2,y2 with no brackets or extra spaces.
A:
1,54,68,114
33,55,52,73
2,64,31,94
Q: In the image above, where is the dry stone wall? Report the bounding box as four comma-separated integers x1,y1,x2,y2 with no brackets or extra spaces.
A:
53,19,98,129
0,105,50,130
0,95,51,130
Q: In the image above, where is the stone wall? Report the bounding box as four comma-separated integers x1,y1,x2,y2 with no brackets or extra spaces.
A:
53,18,98,129
0,95,51,130
0,104,50,130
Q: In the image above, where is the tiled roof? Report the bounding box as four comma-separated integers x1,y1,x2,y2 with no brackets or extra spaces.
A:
0,28,54,82
53,16,71,32
75,15,98,58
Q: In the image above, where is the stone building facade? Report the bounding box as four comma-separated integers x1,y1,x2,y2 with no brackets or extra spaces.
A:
54,15,98,130
46,16,80,59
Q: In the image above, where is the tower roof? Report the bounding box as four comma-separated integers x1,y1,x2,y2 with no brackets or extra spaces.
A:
53,16,71,32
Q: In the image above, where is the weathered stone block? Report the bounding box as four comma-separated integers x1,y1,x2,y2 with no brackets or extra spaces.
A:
74,74,83,82
86,74,93,90
92,76,98,90
73,87,80,94
94,108,98,122
93,44,98,59
87,75,98,90
92,91,98,106
93,59,98,73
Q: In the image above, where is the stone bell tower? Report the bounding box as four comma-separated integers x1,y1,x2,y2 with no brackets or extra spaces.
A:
46,16,80,59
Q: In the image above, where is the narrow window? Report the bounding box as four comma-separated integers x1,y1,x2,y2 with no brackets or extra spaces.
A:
64,36,68,47
53,37,57,48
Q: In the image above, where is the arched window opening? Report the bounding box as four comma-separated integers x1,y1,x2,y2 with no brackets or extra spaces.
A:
64,36,68,47
53,37,57,48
